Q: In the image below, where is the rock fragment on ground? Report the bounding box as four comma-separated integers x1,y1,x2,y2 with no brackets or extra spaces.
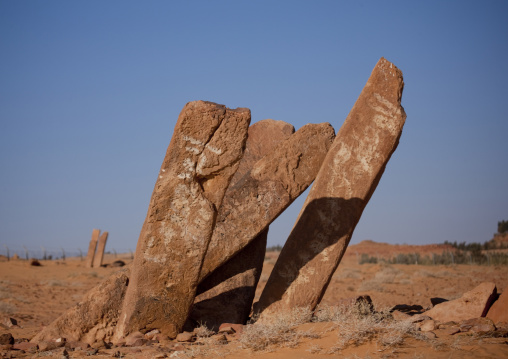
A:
424,282,497,323
487,285,508,323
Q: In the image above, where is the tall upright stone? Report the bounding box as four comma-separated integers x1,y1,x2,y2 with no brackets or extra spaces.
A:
187,120,295,329
114,101,250,340
255,58,407,318
198,122,336,283
85,229,100,268
93,231,109,268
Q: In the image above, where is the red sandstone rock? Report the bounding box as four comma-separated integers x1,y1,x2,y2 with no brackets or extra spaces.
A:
114,101,250,340
12,342,38,352
176,332,195,342
424,282,497,323
92,231,108,268
200,122,336,282
31,267,130,344
459,317,496,333
188,120,294,330
487,285,508,323
85,229,100,268
255,57,407,318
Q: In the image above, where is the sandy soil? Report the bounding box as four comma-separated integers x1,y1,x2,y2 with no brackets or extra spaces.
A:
1,244,507,358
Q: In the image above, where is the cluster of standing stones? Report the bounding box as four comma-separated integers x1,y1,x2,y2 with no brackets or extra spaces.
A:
32,57,407,344
85,229,109,269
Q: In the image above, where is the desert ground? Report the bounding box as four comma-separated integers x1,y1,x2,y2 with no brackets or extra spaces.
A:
1,241,507,358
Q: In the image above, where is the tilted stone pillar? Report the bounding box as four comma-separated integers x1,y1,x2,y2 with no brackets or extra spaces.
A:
114,101,250,339
187,119,295,330
199,122,336,283
85,229,100,268
255,58,407,318
93,231,109,268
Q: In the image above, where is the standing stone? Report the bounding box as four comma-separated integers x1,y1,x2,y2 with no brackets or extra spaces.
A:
85,229,100,268
187,120,295,330
114,101,250,340
255,57,407,318
92,231,109,268
198,121,336,283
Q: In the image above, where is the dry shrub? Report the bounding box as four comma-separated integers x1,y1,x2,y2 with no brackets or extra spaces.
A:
239,307,314,351
194,323,214,338
325,301,425,353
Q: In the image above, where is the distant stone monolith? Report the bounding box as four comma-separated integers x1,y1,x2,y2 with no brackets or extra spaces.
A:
255,57,407,318
114,101,250,340
85,229,100,268
92,231,108,268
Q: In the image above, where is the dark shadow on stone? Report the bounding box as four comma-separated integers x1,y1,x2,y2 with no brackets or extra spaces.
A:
184,286,256,332
254,197,368,314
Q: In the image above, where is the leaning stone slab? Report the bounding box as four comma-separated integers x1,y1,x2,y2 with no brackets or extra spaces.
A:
424,282,497,323
85,229,100,268
92,231,108,268
199,122,336,282
187,119,295,330
114,101,250,340
255,57,407,318
31,268,130,345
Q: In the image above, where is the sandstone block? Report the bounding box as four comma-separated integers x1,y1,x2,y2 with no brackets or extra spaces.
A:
114,101,250,340
92,231,109,268
31,267,130,345
85,229,100,268
255,57,407,318
176,332,195,343
424,282,497,323
200,122,336,282
188,120,295,330
487,285,508,323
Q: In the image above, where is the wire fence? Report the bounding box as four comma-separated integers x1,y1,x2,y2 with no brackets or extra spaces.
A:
0,245,134,261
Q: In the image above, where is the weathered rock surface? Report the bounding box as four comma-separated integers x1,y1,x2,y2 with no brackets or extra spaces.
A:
114,101,250,340
424,282,497,323
31,268,130,344
255,57,407,318
459,317,496,333
487,285,508,323
187,119,295,330
85,229,100,268
199,122,336,282
92,231,109,268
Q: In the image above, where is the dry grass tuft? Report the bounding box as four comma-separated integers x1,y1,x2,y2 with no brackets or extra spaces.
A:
239,307,314,351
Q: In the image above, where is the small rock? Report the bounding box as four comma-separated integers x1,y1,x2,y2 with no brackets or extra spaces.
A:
218,326,235,335
408,314,432,324
38,340,64,352
1,316,18,328
131,338,150,347
418,319,436,332
12,342,38,352
29,258,41,266
145,329,160,340
438,321,458,329
212,334,228,345
172,343,185,351
391,310,410,321
459,317,496,333
422,331,437,339
65,341,90,350
176,332,195,342
441,326,460,336
153,333,170,343
110,260,126,267
125,331,144,346
0,333,14,345
219,323,244,335
91,339,108,349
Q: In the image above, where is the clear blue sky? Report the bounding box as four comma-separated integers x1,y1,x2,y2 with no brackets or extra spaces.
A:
1,1,507,256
